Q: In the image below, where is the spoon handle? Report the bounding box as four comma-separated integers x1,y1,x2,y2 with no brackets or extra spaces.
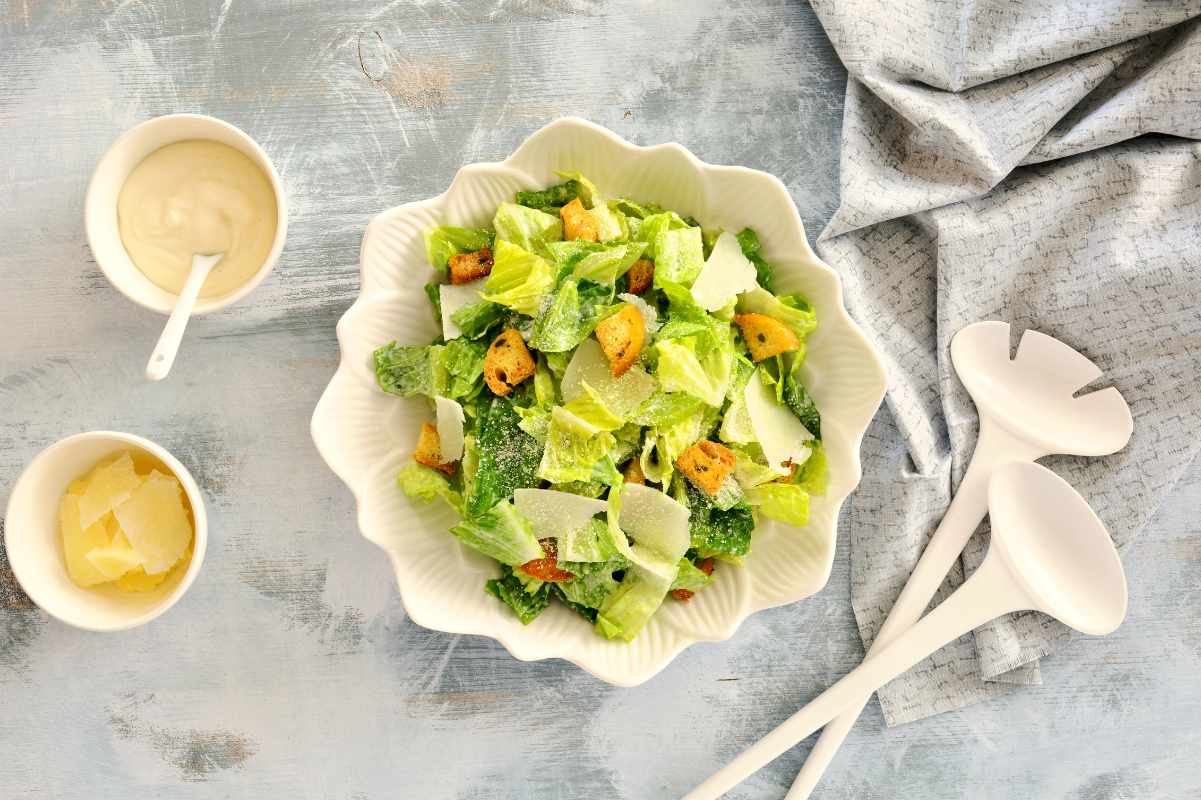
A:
685,557,1027,800
145,254,220,382
783,419,1046,799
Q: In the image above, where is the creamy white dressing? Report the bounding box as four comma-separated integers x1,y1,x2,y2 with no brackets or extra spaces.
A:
117,140,277,298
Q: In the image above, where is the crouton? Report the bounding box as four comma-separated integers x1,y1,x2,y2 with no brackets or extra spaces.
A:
595,304,645,377
734,313,801,362
560,197,599,242
625,258,654,295
414,422,456,475
484,328,536,396
671,558,715,603
623,458,646,485
675,440,736,496
519,538,575,582
448,247,493,285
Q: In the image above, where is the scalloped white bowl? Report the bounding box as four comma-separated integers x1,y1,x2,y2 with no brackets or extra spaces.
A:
311,118,885,686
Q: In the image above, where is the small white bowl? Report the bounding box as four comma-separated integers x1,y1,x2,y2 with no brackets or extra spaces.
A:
4,431,208,631
85,113,288,315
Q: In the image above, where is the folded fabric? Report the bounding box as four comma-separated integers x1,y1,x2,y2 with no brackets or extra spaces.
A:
811,0,1201,725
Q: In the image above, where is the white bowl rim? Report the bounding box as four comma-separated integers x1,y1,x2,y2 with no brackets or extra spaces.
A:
84,112,289,316
310,116,887,685
4,430,209,632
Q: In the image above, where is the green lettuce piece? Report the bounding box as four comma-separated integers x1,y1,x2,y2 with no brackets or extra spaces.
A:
557,554,628,609
441,338,487,400
796,441,828,496
711,476,746,511
450,299,507,340
514,405,551,443
719,355,757,444
684,481,755,558
515,180,582,212
737,288,818,342
529,278,615,353
595,570,669,641
559,517,620,563
669,558,714,592
492,202,563,253
533,356,558,407
563,382,623,431
735,228,774,292
397,463,463,512
465,397,543,517
552,480,608,498
552,584,600,622
633,211,689,259
653,226,704,287
424,283,442,324
782,355,822,439
632,391,705,428
731,445,787,488
451,498,544,566
745,482,810,527
424,226,493,276
613,198,666,220
482,240,555,316
538,406,617,484
374,342,446,398
572,242,646,284
640,404,706,486
609,422,643,467
655,334,733,407
485,565,552,624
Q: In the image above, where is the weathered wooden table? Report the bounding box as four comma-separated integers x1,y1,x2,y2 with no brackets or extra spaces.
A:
2,2,1198,797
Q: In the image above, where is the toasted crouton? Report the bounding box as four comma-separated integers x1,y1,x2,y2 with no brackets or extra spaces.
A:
734,313,801,362
484,328,536,396
560,197,599,242
595,304,645,377
675,440,736,496
623,458,646,485
448,247,493,285
625,258,654,295
671,558,715,603
414,422,456,475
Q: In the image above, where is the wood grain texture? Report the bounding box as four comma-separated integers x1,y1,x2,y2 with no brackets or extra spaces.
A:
0,1,1196,798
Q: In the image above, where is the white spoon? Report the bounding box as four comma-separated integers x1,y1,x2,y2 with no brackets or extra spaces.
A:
687,461,1128,799
145,252,223,382
782,321,1133,799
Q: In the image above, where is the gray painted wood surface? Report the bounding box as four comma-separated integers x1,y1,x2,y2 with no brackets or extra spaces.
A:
1,1,1197,797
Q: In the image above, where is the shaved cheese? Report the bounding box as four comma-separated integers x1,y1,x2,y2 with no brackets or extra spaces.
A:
439,280,485,341
618,483,691,562
744,370,814,470
113,470,192,575
434,396,465,463
562,338,656,418
690,231,759,312
513,488,606,542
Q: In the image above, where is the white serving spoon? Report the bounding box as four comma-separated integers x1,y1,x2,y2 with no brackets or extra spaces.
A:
687,461,1128,799
782,321,1133,799
145,252,223,381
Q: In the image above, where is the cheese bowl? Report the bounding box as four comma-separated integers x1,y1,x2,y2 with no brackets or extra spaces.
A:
310,117,886,686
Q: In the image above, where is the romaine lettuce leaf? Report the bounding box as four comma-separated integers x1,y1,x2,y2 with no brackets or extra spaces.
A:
450,498,545,566
552,171,624,240
425,226,493,276
718,355,757,444
515,180,582,212
796,441,828,496
538,406,617,484
782,354,822,438
564,381,623,431
558,517,621,563
571,242,646,284
653,225,705,288
465,397,543,517
639,403,706,487
595,570,668,641
482,240,556,317
655,334,733,407
440,338,487,400
669,558,714,592
731,445,789,489
684,480,755,558
737,287,818,342
450,297,507,340
374,342,446,398
424,283,442,324
397,463,463,512
485,564,552,624
745,482,810,527
632,391,704,428
529,277,614,353
492,202,562,253
557,553,627,609
735,228,774,293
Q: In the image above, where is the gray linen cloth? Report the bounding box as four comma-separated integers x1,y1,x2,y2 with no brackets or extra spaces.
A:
810,1,1201,725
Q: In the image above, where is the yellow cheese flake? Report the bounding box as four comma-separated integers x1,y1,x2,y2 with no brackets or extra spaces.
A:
76,451,143,529
59,494,113,587
113,470,193,575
